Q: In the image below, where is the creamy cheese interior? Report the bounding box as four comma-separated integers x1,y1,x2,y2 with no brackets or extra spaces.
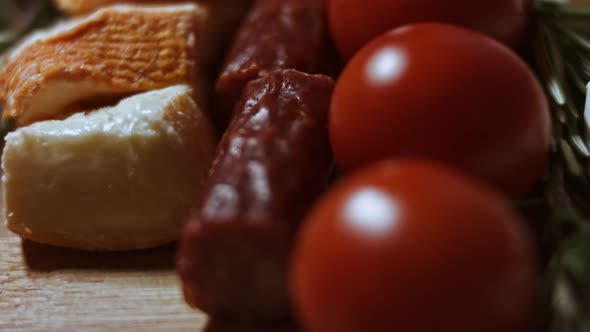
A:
2,85,217,250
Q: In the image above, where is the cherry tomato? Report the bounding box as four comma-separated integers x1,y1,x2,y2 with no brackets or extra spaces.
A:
329,0,531,59
291,160,536,332
329,23,550,197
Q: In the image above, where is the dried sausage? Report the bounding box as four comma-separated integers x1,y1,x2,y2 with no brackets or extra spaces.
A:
214,0,331,129
178,69,334,322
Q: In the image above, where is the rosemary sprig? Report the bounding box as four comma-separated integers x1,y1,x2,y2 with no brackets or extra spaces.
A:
533,1,590,331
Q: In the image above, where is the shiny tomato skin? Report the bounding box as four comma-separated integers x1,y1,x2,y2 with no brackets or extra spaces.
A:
329,0,531,59
291,160,536,332
329,23,550,197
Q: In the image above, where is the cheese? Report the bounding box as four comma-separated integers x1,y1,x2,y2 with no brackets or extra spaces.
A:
0,4,207,126
52,1,251,69
2,85,217,251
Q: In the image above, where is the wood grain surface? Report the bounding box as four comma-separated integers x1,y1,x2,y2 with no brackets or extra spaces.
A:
0,189,297,331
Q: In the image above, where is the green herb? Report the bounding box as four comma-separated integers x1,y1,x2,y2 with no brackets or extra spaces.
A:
533,1,590,331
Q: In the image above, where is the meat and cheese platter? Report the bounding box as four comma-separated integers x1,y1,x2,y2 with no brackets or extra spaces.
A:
1,0,590,331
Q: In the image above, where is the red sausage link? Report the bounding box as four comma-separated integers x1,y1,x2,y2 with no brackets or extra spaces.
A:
178,69,334,322
214,0,331,129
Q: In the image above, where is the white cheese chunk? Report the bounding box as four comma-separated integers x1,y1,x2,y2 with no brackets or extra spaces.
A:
2,85,217,251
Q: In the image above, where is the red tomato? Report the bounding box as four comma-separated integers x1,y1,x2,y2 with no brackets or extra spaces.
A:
329,23,550,197
291,160,536,332
329,0,531,59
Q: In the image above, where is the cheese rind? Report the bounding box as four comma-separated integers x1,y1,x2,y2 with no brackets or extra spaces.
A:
2,85,217,251
52,1,251,70
0,4,207,126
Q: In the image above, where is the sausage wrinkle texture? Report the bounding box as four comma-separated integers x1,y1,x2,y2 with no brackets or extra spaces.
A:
215,0,328,128
179,69,334,323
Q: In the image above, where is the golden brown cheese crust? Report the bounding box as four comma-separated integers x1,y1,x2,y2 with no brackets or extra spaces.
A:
53,0,252,84
0,5,206,126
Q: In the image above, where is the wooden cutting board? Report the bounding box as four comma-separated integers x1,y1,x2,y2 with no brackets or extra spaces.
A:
0,226,205,331
0,192,297,331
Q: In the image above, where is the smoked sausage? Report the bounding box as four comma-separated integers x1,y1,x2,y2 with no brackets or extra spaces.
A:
178,69,334,322
214,0,332,129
